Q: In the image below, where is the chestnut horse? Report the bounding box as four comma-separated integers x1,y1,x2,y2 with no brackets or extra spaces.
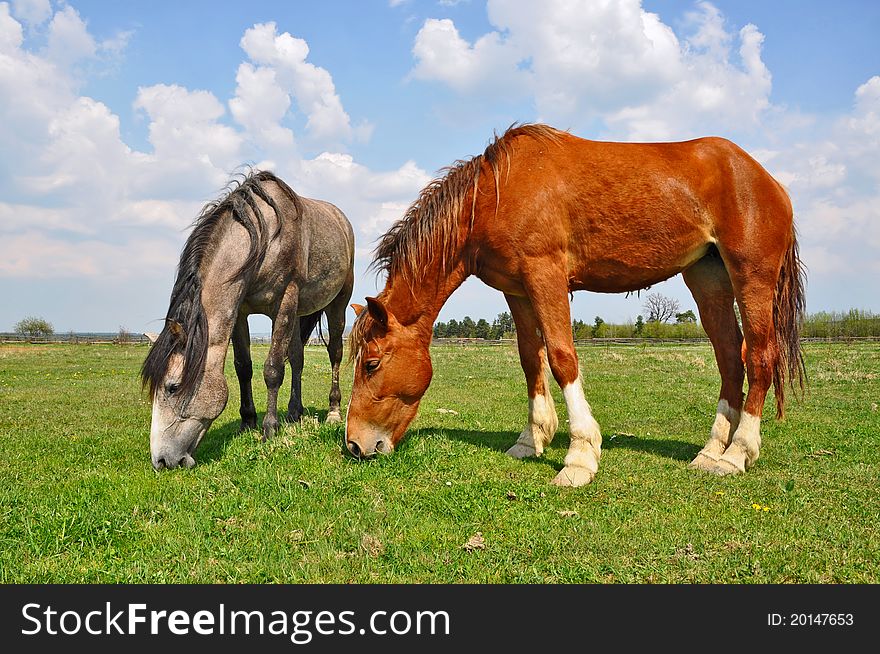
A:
346,124,805,486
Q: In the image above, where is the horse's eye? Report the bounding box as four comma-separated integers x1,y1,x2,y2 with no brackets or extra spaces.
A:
165,382,181,395
364,359,380,374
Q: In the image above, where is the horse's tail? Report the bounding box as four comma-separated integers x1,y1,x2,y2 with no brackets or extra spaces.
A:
299,311,324,346
771,226,807,418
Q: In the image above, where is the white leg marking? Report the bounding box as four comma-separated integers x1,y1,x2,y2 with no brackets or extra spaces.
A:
711,411,761,475
689,399,741,470
551,377,602,487
506,392,559,459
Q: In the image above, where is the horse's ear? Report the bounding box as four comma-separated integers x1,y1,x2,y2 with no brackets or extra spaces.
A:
144,331,159,344
167,319,187,345
365,297,388,329
351,303,365,317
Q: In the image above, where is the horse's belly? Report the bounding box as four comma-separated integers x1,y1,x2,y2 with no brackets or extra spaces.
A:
297,260,348,314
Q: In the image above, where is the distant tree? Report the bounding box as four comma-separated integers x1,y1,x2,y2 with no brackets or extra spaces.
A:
446,318,460,337
675,310,697,324
461,316,476,338
117,325,132,343
433,322,447,338
14,316,54,339
592,315,607,338
475,318,491,339
643,293,681,323
572,318,590,340
634,315,645,336
493,311,514,337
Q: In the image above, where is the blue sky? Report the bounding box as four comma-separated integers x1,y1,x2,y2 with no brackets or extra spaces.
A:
1,0,878,334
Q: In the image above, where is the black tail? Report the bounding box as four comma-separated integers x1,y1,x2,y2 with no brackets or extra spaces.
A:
299,311,323,346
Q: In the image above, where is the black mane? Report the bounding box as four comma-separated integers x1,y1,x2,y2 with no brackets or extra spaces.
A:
140,170,301,403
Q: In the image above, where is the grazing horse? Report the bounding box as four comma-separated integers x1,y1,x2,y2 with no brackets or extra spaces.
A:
346,124,805,486
141,170,354,470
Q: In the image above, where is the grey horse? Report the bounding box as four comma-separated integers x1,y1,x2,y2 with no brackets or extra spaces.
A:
141,170,354,470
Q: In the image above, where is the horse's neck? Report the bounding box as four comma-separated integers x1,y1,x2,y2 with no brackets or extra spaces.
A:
384,261,469,342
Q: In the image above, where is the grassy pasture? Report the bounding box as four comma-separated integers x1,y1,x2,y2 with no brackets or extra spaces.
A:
0,341,877,583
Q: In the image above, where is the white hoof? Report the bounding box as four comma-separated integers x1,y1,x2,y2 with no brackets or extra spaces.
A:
688,451,720,472
709,454,746,476
326,410,342,424
506,442,538,459
550,465,595,487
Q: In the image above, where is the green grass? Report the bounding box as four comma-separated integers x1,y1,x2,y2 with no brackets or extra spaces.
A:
0,341,877,583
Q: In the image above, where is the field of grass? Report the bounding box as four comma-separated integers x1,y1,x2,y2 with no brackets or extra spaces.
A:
0,341,877,583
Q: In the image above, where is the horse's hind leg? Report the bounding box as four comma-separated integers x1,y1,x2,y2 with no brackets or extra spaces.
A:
232,314,258,432
504,294,559,458
285,314,313,423
711,270,781,474
323,272,354,424
682,253,745,471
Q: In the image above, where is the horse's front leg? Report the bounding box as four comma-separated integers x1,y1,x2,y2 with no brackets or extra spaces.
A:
263,286,300,441
504,294,558,458
231,314,257,432
524,271,602,487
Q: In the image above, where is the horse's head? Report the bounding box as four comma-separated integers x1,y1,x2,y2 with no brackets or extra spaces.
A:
142,323,228,470
345,297,433,458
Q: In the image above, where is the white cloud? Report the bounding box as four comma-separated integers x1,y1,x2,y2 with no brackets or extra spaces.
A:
0,3,420,313
411,0,772,140
237,22,360,145
0,230,180,278
411,18,524,95
134,84,243,166
1,2,24,54
229,63,295,150
757,76,880,291
10,0,50,26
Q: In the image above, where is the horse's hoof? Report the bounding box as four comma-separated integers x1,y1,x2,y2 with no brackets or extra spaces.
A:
326,410,342,424
286,410,303,423
550,465,595,487
262,421,277,442
708,457,744,476
238,421,257,434
505,442,538,459
687,451,719,471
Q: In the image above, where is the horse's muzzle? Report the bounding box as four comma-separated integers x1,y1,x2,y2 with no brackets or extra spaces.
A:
345,431,393,458
152,452,196,471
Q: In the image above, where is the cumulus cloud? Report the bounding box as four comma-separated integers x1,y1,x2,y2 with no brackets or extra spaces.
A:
10,0,50,26
754,76,880,287
411,18,524,95
0,4,422,309
236,22,366,146
45,4,96,66
411,0,772,139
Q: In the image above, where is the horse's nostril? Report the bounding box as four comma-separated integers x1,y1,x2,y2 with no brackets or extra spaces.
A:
347,440,361,457
155,457,167,470
375,440,385,453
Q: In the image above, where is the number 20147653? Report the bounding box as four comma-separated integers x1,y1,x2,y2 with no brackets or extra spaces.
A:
768,613,854,627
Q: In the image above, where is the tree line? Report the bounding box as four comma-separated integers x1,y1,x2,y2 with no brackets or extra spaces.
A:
11,300,880,343
433,293,880,341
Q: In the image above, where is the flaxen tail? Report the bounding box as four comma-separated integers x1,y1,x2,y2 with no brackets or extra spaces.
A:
771,228,807,418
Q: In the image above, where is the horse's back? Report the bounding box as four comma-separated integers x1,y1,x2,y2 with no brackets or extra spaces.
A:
474,131,792,295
